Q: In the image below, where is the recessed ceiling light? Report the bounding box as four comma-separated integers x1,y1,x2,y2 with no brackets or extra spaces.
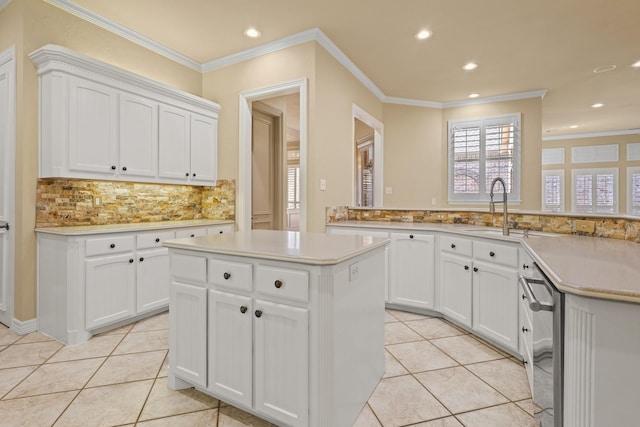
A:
632,60,640,68
593,65,616,73
462,62,478,71
244,27,261,38
592,103,604,108
570,125,579,129
469,93,480,98
415,29,432,40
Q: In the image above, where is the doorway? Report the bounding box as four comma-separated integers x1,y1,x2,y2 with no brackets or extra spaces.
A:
0,46,16,328
353,104,384,207
239,79,308,232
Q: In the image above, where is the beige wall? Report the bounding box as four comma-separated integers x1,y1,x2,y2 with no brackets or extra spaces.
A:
542,133,640,213
2,0,203,321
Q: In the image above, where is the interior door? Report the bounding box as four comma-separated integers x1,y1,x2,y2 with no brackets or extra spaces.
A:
0,49,15,327
252,110,276,229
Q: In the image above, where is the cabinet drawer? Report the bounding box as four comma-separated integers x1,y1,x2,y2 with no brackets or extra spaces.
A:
171,254,207,284
209,259,253,292
137,231,176,249
175,228,207,239
256,265,309,303
208,224,234,235
440,235,472,257
86,235,135,256
474,240,518,267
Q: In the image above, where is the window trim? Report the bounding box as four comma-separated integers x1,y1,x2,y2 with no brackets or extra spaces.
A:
447,113,521,204
571,167,618,214
541,169,565,212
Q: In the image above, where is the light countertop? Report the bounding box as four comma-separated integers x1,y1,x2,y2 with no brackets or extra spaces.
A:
163,229,389,265
35,219,234,235
327,220,640,303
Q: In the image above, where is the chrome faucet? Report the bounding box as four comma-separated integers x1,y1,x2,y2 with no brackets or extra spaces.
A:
489,177,509,236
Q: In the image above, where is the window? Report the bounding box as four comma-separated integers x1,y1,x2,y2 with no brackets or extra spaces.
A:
355,140,374,207
448,114,521,203
287,143,300,209
627,167,640,215
542,170,564,212
571,168,618,213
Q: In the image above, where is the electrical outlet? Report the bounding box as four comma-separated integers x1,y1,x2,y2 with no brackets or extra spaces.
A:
385,186,393,195
320,179,327,191
94,196,101,207
575,220,595,233
436,213,446,219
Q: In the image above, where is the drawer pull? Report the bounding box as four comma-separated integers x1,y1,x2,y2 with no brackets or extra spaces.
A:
155,238,160,243
255,309,263,318
240,306,247,314
219,230,224,234
111,165,116,170
522,326,529,333
129,258,134,263
190,234,195,238
523,264,530,269
522,294,527,300
489,251,495,257
139,257,144,262
223,272,231,280
464,265,469,270
110,243,116,249
524,360,528,365
185,172,189,177
473,267,478,272
122,166,127,171
409,234,414,239
451,243,456,249
274,280,283,289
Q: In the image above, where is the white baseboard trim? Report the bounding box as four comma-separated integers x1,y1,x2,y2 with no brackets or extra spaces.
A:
11,317,38,335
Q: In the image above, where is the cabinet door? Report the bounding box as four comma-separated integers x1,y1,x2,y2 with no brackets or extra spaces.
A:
119,93,158,178
472,260,519,350
254,299,308,427
68,77,118,175
439,253,473,327
389,233,435,309
85,253,136,329
159,104,190,180
136,247,170,314
208,290,252,407
169,281,207,387
190,113,217,183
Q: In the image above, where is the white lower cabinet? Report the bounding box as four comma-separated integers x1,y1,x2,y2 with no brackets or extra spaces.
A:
389,233,435,309
136,247,170,314
439,253,472,327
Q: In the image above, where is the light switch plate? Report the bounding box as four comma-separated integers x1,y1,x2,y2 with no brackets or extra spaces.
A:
575,220,595,233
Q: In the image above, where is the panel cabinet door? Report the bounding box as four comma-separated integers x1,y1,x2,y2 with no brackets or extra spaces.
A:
190,113,217,183
170,281,207,387
472,260,519,350
159,104,190,181
85,253,136,329
254,299,308,427
136,247,170,314
68,77,118,175
119,93,158,179
389,233,435,309
208,290,252,408
439,253,473,327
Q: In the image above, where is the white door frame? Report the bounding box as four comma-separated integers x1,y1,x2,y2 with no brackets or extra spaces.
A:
238,79,308,232
0,45,16,328
353,104,384,207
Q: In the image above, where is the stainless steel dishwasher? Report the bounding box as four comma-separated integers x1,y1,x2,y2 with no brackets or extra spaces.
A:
519,262,564,427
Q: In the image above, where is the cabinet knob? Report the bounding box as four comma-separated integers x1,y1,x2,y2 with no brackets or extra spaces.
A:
451,243,456,249
139,257,144,262
111,165,116,170
522,294,527,300
192,173,196,177
274,280,283,289
185,172,190,177
523,360,528,365
464,265,469,270
122,166,127,171
409,234,414,239
219,230,224,234
489,251,495,257
223,272,231,280
255,309,263,318
523,264,529,269
473,267,478,272
522,326,529,333
240,306,247,314
155,238,160,243
110,243,116,249
190,234,195,237
129,258,134,263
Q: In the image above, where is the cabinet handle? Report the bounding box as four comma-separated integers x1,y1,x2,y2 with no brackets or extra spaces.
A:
489,251,495,257
523,264,529,269
111,165,116,170
473,267,478,272
523,360,528,365
464,265,469,270
240,306,247,314
129,258,134,263
274,280,283,289
223,272,231,280
155,238,160,243
522,294,527,300
409,234,414,239
522,326,529,333
451,243,456,249
190,234,195,237
219,230,224,234
110,243,116,249
255,309,263,318
122,166,127,171
185,172,190,177
192,173,196,177
139,257,144,262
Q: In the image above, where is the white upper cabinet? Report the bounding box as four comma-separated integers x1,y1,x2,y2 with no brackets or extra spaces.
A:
30,44,220,186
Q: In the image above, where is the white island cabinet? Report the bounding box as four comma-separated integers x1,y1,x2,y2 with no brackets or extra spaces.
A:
165,230,389,427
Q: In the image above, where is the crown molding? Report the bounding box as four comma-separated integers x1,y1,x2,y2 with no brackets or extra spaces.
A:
383,97,444,109
45,0,203,72
543,128,640,141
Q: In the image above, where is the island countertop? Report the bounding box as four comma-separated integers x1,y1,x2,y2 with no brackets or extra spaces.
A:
163,229,389,265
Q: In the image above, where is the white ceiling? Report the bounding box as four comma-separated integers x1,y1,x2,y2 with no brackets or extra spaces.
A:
59,0,640,138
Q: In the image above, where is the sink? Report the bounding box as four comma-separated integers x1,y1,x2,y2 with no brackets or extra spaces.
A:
465,228,561,238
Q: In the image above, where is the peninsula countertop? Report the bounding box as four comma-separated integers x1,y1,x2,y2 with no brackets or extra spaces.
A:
326,220,640,303
163,229,390,265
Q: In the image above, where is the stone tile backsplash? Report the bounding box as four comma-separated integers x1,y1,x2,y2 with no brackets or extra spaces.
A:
326,206,640,243
36,178,235,227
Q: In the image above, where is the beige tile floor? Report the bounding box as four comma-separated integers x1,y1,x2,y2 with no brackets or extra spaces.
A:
0,309,537,427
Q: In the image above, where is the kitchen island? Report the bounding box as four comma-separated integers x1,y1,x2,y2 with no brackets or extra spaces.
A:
164,230,389,427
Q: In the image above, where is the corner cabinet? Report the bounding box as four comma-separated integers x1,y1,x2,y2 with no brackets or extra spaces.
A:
389,232,435,309
29,45,220,186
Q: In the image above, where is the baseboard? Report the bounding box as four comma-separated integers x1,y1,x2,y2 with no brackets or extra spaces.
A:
11,317,37,335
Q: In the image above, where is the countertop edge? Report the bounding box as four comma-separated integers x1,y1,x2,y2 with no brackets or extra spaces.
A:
35,220,235,236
